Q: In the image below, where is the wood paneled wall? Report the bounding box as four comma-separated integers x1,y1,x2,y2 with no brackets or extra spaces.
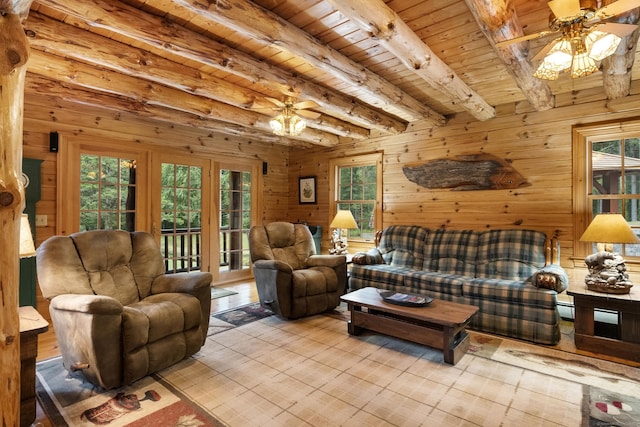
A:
289,83,640,282
22,82,640,298
21,93,291,317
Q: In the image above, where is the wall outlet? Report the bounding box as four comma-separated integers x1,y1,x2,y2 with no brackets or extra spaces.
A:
35,215,47,227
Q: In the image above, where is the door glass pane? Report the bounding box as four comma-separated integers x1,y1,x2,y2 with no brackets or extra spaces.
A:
160,162,203,273
219,168,251,273
79,154,136,231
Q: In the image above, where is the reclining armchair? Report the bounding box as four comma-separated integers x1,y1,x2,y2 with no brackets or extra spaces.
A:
249,222,347,319
36,230,212,389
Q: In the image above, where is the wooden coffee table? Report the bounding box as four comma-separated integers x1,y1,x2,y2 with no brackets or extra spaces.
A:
340,287,478,365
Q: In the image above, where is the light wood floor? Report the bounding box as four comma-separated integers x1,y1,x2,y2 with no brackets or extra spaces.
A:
32,281,259,427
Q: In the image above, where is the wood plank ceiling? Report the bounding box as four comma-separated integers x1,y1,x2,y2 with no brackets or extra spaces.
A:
22,0,640,147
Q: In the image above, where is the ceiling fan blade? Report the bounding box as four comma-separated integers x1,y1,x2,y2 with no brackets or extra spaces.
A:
548,0,581,19
265,97,285,107
593,0,640,20
532,40,558,62
293,100,319,110
495,30,558,48
592,22,638,37
296,110,321,120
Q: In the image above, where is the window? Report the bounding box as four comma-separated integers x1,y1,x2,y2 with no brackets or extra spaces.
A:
329,153,383,243
79,154,137,231
574,120,640,259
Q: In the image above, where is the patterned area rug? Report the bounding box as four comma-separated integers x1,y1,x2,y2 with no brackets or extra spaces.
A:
36,357,225,426
467,330,640,426
210,287,237,299
208,302,274,336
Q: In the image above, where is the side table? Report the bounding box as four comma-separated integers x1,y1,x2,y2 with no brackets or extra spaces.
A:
19,306,49,427
567,283,640,363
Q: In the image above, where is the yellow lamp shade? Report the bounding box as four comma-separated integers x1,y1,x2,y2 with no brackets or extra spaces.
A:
580,213,640,245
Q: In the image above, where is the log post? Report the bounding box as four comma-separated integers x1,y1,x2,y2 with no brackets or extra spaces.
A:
0,2,34,425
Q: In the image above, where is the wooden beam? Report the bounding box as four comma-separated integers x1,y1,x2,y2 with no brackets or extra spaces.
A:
156,0,446,126
601,1,640,99
38,0,411,134
27,50,340,147
24,12,368,140
0,2,35,425
326,0,496,121
464,0,555,111
24,74,321,147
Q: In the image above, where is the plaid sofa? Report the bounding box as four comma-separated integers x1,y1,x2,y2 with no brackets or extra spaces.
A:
349,225,569,345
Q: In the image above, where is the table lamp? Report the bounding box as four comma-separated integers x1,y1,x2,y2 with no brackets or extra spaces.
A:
20,214,36,258
579,213,640,294
329,210,357,255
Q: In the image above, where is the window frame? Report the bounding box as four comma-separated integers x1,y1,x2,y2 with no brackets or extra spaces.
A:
573,119,640,261
329,152,383,245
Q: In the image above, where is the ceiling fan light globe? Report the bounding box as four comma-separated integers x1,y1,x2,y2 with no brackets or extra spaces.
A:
269,114,286,136
586,30,621,61
534,62,560,80
544,38,573,71
290,115,306,135
571,52,598,78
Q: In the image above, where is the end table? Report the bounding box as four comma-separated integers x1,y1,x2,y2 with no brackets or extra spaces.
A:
19,306,49,427
567,282,640,363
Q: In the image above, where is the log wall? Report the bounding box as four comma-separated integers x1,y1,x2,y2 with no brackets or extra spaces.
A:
289,83,640,284
22,93,291,318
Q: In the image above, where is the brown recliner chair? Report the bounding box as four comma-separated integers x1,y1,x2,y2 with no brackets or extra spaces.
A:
36,230,212,389
249,222,347,319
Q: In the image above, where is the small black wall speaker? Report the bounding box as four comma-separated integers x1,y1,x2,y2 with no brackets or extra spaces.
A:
49,131,59,153
263,161,268,175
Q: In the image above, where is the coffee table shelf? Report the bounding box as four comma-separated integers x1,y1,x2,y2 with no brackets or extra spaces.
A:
341,287,478,365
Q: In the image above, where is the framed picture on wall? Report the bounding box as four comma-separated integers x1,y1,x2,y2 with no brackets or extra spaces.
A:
299,176,317,204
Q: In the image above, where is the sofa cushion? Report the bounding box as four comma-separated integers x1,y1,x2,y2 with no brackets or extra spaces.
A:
378,225,428,269
350,264,411,288
464,278,557,309
475,229,547,280
405,271,468,297
423,229,479,276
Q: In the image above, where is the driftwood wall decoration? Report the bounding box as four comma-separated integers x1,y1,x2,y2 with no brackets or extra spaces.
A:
402,153,530,191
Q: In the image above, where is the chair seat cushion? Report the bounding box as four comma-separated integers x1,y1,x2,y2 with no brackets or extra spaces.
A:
123,293,202,352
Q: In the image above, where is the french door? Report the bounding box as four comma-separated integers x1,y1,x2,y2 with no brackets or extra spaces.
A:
215,158,262,283
58,136,261,282
152,154,211,274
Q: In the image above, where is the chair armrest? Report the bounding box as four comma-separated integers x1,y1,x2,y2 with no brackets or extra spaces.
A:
152,271,212,294
307,254,346,268
254,259,293,274
48,294,125,389
49,294,123,315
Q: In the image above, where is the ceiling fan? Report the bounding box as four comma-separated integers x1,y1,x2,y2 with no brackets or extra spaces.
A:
496,0,640,80
262,96,321,136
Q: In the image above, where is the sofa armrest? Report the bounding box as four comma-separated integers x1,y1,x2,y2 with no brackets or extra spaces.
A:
530,264,569,293
352,248,384,265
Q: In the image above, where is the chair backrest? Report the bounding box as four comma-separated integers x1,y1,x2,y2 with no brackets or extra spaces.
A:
36,230,165,305
249,222,315,270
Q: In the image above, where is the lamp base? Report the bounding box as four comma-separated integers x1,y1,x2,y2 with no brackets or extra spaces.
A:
584,251,633,294
330,228,349,255
585,281,633,294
